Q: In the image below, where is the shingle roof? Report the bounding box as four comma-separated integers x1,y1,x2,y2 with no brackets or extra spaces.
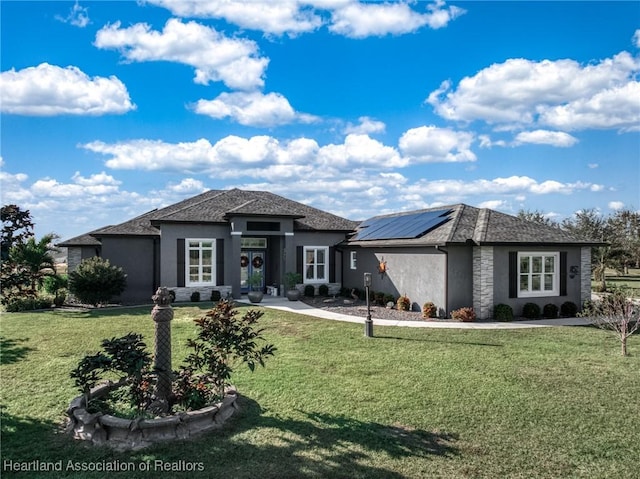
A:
57,231,103,247
347,204,601,247
64,189,358,240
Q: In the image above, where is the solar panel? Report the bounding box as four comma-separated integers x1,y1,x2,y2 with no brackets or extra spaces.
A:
352,209,452,241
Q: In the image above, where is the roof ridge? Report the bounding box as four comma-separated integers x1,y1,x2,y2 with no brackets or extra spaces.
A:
155,189,224,220
444,204,467,243
473,208,490,243
226,198,257,214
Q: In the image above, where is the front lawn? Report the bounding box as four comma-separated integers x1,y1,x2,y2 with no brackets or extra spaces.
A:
1,304,638,478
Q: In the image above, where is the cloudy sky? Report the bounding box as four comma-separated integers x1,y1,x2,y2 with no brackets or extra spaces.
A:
1,1,639,241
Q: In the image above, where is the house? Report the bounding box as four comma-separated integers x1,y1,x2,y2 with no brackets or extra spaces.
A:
59,191,598,319
59,189,358,303
341,204,598,319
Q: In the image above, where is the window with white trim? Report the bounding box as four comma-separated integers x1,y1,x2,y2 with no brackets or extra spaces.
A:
350,251,357,270
186,239,215,286
518,252,559,297
304,246,329,283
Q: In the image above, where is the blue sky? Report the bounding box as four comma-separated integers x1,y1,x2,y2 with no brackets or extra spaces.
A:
1,1,639,241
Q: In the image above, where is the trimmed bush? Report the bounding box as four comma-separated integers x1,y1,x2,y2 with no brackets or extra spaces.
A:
190,291,201,302
397,295,411,311
383,294,395,305
304,284,315,297
522,302,541,319
318,284,329,297
543,303,559,319
68,257,126,307
493,304,514,322
5,296,52,312
374,292,385,306
422,302,437,319
451,307,476,322
168,290,176,303
560,301,578,318
210,290,222,302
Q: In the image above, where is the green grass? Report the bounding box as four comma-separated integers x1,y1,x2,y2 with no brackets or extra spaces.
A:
1,304,639,478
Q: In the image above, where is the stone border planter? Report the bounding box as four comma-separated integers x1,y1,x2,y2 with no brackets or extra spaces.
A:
66,381,238,451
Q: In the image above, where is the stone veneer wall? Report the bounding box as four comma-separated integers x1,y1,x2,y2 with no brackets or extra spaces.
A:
472,246,494,320
173,286,232,302
67,381,238,451
67,247,82,273
580,247,592,305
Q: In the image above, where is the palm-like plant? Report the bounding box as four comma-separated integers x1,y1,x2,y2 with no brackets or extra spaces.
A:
9,233,59,291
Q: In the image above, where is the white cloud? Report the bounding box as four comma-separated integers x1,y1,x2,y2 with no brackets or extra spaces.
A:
194,91,318,127
94,19,269,89
146,0,464,38
399,125,476,163
478,134,507,148
147,0,323,37
478,199,509,210
318,134,404,168
328,0,465,38
588,163,599,169
55,1,90,28
0,63,134,116
634,29,640,48
609,201,625,210
513,130,578,147
427,52,640,132
167,178,207,194
344,116,386,135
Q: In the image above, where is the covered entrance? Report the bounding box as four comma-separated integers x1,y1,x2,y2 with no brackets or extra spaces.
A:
240,238,267,293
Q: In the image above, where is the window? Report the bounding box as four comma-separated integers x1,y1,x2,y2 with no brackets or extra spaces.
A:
518,252,559,297
350,251,357,270
304,246,329,282
186,239,215,286
240,237,267,249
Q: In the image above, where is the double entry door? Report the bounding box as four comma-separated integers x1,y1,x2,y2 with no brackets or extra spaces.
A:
240,250,265,293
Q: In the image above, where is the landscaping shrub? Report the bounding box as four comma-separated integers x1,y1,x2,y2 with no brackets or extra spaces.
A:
560,301,578,318
543,303,559,319
451,307,476,322
522,302,541,319
422,302,437,319
318,284,329,297
374,292,385,306
397,295,411,311
304,284,315,297
168,290,176,303
190,291,200,302
4,296,52,312
383,294,395,305
493,303,514,322
68,257,126,307
210,290,221,302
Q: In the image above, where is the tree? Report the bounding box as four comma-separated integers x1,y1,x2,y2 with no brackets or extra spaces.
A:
517,209,559,227
1,205,34,261
562,209,612,290
581,288,639,356
607,209,640,273
9,233,59,291
68,257,127,306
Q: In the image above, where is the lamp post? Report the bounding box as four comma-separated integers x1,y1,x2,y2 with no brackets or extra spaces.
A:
364,272,373,337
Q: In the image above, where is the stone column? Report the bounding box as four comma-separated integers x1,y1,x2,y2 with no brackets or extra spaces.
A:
151,287,173,404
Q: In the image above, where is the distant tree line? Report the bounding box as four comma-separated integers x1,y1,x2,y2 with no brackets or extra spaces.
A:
518,208,640,290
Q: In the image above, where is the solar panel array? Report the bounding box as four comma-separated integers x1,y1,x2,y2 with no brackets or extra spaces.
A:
353,209,453,241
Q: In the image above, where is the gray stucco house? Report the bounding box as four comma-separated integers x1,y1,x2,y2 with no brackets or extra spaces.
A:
60,190,597,319
341,204,597,319
59,189,358,303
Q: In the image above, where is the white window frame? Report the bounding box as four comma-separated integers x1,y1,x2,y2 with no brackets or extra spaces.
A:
303,246,329,283
517,251,559,298
350,251,357,270
186,239,216,286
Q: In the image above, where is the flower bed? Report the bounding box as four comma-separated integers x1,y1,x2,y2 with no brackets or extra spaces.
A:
66,380,238,451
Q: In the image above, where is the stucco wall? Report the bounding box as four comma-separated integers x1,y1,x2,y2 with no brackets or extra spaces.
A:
159,224,231,287
342,247,446,312
492,245,585,317
446,245,473,314
100,236,157,303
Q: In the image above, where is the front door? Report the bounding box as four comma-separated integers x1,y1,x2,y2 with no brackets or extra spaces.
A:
240,250,265,293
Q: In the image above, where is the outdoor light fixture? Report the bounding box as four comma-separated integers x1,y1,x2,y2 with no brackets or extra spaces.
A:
364,273,373,338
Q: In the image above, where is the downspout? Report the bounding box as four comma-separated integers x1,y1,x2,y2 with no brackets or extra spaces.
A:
435,244,448,317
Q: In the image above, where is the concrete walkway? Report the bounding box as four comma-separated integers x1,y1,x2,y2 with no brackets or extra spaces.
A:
238,296,591,329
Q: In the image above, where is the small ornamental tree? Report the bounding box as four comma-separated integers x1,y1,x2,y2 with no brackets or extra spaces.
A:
179,300,276,404
581,288,639,356
68,257,127,306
